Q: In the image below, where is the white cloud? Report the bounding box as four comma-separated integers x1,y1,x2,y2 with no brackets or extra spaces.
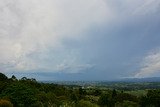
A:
135,49,160,78
0,0,109,73
132,0,160,15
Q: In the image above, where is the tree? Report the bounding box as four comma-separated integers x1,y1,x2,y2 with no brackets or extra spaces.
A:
112,89,117,98
0,72,8,81
141,90,160,107
78,87,86,99
1,82,38,107
93,89,101,96
0,73,8,94
21,77,27,81
70,92,78,103
116,93,138,103
79,88,83,95
139,96,149,107
11,75,17,81
98,94,109,106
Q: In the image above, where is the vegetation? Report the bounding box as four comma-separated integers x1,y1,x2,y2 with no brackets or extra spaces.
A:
0,99,13,107
0,72,160,107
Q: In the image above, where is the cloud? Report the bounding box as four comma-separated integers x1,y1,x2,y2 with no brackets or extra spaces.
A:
56,63,94,73
1,0,160,80
0,0,109,73
132,0,160,15
135,49,160,78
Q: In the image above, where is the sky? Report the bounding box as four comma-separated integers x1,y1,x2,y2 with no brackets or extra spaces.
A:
1,0,160,81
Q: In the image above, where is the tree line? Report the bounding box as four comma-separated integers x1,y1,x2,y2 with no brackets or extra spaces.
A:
0,72,160,107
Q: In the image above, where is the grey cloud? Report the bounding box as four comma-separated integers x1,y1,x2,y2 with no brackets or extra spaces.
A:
1,0,160,80
0,0,108,73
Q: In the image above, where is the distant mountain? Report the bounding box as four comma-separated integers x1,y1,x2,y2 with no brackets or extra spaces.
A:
119,77,160,82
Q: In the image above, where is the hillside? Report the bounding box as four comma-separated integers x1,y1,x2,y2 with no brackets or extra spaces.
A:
0,72,160,107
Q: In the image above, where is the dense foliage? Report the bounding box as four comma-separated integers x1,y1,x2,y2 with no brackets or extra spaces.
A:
0,72,160,107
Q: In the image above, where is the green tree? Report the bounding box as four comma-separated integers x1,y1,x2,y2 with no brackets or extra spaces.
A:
1,82,38,107
98,94,109,106
0,73,9,94
0,73,8,81
70,92,78,103
20,77,27,81
116,93,138,103
93,89,101,96
112,89,117,98
142,90,160,107
139,96,149,107
11,75,17,81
